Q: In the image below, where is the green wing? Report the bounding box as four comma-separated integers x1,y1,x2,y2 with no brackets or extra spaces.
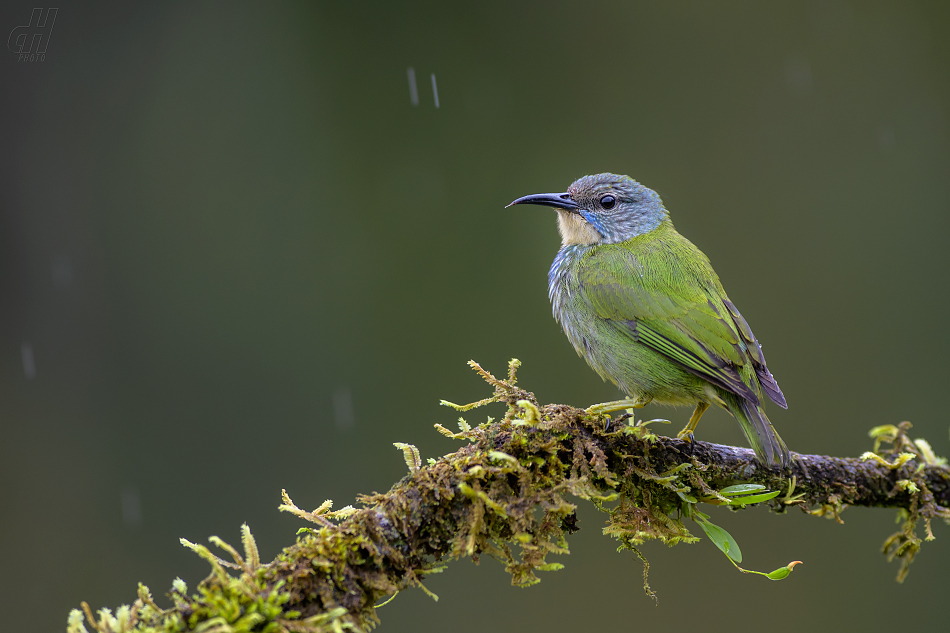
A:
576,237,785,407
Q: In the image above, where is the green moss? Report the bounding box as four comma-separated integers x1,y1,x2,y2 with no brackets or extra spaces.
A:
70,360,949,632
865,421,950,581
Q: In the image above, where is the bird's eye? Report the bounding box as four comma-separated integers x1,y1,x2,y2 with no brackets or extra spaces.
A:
600,195,616,209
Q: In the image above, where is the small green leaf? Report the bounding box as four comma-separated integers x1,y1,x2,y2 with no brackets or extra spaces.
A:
766,561,803,580
537,563,565,572
696,518,743,563
677,491,698,504
767,567,790,580
638,418,671,426
725,490,781,506
719,484,767,496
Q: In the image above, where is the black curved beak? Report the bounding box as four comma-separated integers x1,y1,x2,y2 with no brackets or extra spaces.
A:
505,192,579,211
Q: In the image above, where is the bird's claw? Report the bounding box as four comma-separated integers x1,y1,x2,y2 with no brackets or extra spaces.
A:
675,431,696,457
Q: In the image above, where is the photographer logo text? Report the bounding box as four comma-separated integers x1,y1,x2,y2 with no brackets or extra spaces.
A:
8,8,58,62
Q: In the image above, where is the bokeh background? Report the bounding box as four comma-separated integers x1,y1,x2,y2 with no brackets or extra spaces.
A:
2,1,949,631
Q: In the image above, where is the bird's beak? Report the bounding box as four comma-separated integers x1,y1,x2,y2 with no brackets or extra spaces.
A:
505,192,580,211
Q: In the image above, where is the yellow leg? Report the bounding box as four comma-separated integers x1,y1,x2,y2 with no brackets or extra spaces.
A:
586,395,653,416
677,402,710,441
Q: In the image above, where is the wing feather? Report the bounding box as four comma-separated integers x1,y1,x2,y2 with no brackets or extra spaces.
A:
722,299,788,408
575,236,784,407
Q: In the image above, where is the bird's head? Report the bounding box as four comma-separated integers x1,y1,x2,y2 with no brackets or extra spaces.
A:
507,173,668,246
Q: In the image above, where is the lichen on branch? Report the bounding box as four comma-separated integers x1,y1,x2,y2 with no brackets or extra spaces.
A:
69,360,950,633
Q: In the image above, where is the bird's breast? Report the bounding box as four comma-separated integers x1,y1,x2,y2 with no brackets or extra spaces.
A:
548,245,594,353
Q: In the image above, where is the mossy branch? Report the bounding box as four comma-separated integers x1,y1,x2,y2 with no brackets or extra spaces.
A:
69,360,950,633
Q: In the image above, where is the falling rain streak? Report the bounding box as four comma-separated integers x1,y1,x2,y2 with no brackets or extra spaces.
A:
332,387,355,429
121,487,143,527
407,67,419,106
21,342,36,379
407,67,439,107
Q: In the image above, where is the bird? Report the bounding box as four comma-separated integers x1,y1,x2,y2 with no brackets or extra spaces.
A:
507,173,790,467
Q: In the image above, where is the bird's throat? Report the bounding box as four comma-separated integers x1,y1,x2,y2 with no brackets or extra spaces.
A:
556,210,601,246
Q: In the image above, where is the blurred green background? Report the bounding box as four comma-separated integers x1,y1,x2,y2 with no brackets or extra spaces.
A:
2,1,949,631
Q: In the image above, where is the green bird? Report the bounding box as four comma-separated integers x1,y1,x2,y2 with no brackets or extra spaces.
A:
508,173,790,467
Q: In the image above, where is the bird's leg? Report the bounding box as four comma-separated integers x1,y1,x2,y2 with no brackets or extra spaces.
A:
676,402,710,441
586,395,653,417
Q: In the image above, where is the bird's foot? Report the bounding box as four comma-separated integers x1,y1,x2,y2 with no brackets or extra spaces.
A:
675,429,695,442
586,396,652,417
676,431,696,458
675,402,709,443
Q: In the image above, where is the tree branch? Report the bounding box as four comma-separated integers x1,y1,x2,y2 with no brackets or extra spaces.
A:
68,360,950,633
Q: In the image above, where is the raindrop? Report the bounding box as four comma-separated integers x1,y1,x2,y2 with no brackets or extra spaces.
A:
121,487,143,527
21,342,36,379
431,73,439,108
333,387,355,429
876,126,895,149
407,67,419,106
784,55,813,95
51,254,73,288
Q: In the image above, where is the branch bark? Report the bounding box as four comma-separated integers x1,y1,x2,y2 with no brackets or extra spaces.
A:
69,361,950,633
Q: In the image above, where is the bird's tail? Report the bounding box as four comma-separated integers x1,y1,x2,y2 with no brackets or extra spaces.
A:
725,395,790,468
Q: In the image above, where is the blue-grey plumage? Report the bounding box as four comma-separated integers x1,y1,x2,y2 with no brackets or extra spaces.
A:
508,173,790,467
